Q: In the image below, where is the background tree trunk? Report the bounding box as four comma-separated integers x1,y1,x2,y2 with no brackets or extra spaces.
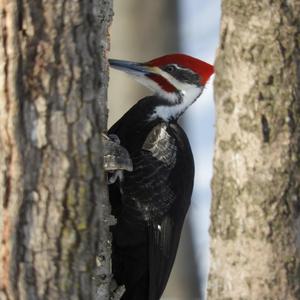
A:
0,1,112,299
208,1,300,299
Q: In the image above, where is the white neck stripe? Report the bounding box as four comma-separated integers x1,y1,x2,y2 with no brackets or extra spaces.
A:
150,86,203,121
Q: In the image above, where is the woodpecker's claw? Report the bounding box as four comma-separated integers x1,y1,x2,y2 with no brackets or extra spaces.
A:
102,133,133,172
109,279,126,300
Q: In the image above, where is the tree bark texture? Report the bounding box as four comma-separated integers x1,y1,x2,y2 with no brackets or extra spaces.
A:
0,1,113,299
209,1,300,299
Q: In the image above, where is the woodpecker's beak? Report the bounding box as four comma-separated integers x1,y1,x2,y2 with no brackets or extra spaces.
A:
109,59,153,76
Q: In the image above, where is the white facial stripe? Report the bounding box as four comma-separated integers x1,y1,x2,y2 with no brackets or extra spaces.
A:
159,69,189,91
132,73,179,103
150,86,203,121
155,68,199,97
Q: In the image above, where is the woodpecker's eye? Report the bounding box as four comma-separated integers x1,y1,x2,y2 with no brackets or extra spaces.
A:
164,65,177,73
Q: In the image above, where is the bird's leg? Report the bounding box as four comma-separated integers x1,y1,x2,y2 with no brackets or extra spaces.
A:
109,279,126,300
102,133,133,175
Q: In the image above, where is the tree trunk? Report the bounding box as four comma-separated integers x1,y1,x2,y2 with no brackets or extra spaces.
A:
0,1,113,299
208,1,300,299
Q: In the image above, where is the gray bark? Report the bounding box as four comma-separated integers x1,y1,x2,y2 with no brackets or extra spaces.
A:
0,1,113,299
208,1,300,299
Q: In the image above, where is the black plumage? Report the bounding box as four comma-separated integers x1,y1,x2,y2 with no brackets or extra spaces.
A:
108,96,194,300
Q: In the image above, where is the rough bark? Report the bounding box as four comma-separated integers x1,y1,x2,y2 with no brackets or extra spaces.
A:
208,1,300,299
0,1,113,299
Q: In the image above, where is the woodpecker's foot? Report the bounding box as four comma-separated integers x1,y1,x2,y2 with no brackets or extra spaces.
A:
109,279,125,300
102,133,133,172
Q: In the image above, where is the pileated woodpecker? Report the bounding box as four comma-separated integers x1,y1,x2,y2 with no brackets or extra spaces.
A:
108,54,214,300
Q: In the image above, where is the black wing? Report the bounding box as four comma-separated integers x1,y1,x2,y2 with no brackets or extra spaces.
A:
147,123,194,300
109,122,194,300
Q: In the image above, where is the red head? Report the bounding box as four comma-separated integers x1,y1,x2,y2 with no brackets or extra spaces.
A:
146,53,214,86
109,54,214,120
